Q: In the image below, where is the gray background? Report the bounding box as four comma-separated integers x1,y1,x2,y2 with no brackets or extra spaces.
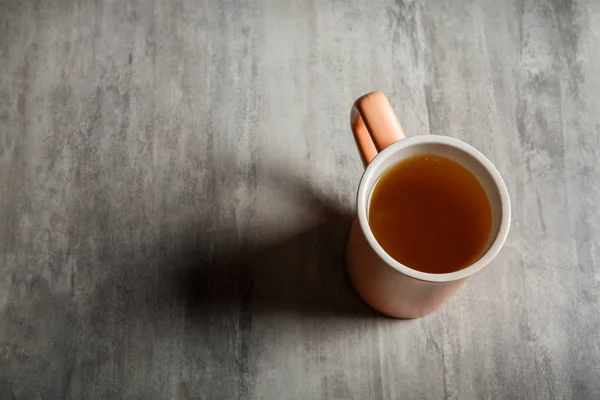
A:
1,0,599,399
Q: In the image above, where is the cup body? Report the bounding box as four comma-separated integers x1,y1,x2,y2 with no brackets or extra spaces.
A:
346,134,511,318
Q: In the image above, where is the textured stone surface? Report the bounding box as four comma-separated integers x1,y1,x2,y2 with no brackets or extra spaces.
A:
1,0,599,399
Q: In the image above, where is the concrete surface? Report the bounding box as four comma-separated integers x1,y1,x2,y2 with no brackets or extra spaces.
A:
1,0,599,399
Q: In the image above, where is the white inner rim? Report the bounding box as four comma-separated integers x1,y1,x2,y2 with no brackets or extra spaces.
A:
357,135,511,283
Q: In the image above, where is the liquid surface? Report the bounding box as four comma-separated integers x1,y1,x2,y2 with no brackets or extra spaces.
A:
368,154,492,274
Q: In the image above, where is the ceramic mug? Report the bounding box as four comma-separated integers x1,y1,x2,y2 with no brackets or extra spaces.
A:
346,92,511,318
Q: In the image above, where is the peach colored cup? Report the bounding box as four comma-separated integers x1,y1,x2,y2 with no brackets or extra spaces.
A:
346,92,511,318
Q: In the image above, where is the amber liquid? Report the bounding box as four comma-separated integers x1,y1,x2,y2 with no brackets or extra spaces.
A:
368,154,492,274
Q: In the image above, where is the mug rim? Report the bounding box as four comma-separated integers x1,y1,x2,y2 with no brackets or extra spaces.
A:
356,134,511,283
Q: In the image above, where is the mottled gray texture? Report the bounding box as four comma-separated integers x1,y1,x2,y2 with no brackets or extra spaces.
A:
0,0,599,399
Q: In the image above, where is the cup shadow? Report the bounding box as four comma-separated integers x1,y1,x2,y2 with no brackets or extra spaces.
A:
164,165,378,320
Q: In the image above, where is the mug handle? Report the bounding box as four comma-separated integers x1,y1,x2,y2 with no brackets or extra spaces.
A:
350,91,406,166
